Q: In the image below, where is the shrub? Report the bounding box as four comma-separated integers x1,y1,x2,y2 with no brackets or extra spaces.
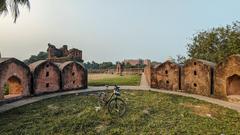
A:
3,84,9,95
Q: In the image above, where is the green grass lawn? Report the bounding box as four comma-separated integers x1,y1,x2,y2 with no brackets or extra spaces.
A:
88,74,141,86
1,90,240,134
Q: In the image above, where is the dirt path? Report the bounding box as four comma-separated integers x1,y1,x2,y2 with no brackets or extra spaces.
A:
1,86,240,113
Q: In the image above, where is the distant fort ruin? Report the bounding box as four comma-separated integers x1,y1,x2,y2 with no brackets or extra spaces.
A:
47,43,83,63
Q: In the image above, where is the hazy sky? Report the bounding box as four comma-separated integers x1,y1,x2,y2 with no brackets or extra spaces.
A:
0,0,240,62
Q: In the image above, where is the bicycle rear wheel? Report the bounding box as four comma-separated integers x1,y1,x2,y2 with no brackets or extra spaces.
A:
108,98,126,117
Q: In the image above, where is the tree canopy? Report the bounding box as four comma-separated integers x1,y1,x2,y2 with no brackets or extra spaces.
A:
24,51,47,65
84,61,116,69
187,21,240,63
0,0,30,23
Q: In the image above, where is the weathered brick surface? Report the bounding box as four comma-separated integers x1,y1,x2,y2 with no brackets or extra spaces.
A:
60,61,87,90
150,64,160,88
0,58,31,99
215,55,240,98
153,61,180,91
182,59,215,96
30,60,61,94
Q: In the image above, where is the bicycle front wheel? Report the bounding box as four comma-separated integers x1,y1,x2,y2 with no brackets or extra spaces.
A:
108,98,126,117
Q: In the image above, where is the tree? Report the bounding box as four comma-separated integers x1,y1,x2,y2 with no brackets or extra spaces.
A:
187,21,240,63
0,0,30,23
176,55,187,64
24,51,47,65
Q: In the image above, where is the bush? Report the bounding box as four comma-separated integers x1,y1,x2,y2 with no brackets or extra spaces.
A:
3,84,9,95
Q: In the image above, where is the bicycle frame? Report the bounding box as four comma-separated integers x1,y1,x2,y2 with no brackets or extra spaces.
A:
101,88,120,105
104,92,117,105
98,86,126,117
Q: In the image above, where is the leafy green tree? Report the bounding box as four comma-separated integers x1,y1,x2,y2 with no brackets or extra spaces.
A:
187,21,240,63
24,51,48,65
0,0,30,23
176,55,187,64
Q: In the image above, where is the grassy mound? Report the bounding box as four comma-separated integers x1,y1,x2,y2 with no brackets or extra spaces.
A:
0,90,240,134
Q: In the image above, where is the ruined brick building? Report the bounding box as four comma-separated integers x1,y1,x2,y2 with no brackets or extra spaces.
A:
47,43,83,63
181,59,215,96
123,59,150,66
215,55,240,98
29,60,61,94
152,60,181,90
144,54,240,99
59,61,87,90
0,44,87,101
0,58,31,100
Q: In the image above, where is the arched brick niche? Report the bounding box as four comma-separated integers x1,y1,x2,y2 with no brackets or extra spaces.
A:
29,60,61,95
215,55,240,98
154,61,181,90
0,58,31,100
182,59,215,96
59,61,87,90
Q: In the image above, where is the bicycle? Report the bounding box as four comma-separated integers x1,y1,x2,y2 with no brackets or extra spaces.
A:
98,85,126,117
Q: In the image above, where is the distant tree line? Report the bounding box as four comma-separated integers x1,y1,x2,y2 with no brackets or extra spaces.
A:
124,63,146,69
84,62,146,69
84,61,116,69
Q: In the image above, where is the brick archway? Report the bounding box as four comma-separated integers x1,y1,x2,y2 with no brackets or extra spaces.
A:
4,76,23,98
227,74,240,95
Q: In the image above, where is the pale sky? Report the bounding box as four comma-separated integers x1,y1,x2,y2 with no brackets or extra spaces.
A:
0,0,240,62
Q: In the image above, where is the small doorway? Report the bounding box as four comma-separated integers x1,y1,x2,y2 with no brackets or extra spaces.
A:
227,74,240,95
4,76,23,98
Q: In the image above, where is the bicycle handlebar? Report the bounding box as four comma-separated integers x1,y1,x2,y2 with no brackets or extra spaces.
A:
105,85,120,92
